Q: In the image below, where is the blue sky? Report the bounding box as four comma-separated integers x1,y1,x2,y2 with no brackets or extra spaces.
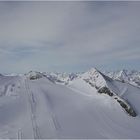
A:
0,1,140,73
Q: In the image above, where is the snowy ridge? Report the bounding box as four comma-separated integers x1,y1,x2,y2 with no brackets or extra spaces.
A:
69,68,137,117
69,68,113,95
80,68,108,89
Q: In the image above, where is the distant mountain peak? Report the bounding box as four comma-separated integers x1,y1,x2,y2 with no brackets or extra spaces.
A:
80,67,109,90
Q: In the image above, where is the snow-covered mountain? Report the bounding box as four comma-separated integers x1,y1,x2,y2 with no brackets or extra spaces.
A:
105,69,140,87
0,68,140,138
37,69,140,88
44,72,78,85
68,68,138,117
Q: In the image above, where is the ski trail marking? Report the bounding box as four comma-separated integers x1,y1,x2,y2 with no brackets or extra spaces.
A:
25,79,41,139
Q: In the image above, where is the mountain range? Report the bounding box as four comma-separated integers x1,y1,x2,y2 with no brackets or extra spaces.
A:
0,68,140,138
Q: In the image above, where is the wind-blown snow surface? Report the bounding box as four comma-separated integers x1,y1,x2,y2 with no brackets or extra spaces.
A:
0,71,140,139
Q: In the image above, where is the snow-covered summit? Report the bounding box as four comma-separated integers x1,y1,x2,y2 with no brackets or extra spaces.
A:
116,69,129,82
79,68,110,89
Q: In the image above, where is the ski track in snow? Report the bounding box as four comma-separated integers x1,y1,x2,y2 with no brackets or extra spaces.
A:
24,78,60,139
42,89,61,132
38,84,61,138
24,79,41,139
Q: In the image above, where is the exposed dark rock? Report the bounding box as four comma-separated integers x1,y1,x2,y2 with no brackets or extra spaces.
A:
30,76,39,80
117,99,137,117
25,71,44,80
117,100,127,108
98,86,114,96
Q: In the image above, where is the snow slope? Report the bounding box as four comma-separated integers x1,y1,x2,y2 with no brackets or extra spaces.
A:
0,71,140,138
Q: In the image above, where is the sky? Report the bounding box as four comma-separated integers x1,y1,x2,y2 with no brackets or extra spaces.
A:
0,1,140,73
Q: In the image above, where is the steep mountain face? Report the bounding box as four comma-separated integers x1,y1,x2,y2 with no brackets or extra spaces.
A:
69,68,138,117
105,69,140,87
115,70,129,82
79,68,108,89
0,69,140,138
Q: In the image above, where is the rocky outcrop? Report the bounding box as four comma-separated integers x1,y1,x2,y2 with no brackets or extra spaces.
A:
98,86,114,96
25,71,44,80
114,96,137,117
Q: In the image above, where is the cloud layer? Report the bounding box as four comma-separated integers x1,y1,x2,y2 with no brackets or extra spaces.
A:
0,1,140,73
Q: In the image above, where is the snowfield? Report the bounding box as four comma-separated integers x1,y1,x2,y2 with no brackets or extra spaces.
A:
0,69,140,139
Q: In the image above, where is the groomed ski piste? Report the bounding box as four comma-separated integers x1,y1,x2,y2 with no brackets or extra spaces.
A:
0,68,140,139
